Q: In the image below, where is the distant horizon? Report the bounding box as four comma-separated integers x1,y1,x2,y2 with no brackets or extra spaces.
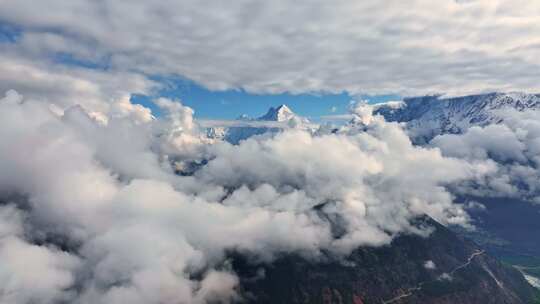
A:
130,78,401,120
131,83,540,121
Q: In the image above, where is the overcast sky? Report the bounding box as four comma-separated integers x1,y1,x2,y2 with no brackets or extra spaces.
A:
1,0,539,117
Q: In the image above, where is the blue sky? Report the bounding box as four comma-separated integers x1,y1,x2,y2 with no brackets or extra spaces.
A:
131,77,400,120
0,22,20,43
0,23,400,121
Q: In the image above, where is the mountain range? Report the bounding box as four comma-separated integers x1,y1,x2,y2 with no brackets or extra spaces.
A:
374,92,540,143
207,92,540,145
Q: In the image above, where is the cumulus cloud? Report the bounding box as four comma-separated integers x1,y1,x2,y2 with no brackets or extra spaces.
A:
0,0,540,95
0,90,487,303
432,109,540,202
0,49,156,113
0,205,81,304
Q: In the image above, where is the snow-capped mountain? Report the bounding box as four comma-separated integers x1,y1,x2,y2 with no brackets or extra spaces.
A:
258,104,297,122
205,104,311,144
375,92,540,143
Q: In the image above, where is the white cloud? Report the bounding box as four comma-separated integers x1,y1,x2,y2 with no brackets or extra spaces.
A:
0,205,81,304
424,260,437,270
0,50,156,112
439,273,453,281
0,0,539,96
432,109,540,202
320,114,354,122
0,91,485,303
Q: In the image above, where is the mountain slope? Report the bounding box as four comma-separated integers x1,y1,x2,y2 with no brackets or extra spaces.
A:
375,93,540,143
232,217,538,304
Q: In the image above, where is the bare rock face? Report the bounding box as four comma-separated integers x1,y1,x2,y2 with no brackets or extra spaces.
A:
231,217,539,304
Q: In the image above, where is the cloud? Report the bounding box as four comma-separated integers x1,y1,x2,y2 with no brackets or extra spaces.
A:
0,205,81,304
199,119,300,129
432,109,540,202
0,0,540,96
424,260,437,270
320,114,354,121
0,90,484,303
0,49,156,112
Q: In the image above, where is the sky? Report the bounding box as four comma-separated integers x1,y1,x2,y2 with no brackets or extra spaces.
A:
0,22,401,120
0,0,539,121
0,22,402,120
0,19,398,119
130,77,400,119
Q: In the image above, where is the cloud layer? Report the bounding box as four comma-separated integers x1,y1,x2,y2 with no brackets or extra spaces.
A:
0,90,485,303
1,0,540,96
0,50,155,113
433,109,540,203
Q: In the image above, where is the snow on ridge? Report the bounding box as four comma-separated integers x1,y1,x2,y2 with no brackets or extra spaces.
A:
375,92,540,143
258,104,296,122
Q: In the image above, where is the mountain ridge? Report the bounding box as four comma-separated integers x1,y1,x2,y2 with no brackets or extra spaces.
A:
374,92,540,143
